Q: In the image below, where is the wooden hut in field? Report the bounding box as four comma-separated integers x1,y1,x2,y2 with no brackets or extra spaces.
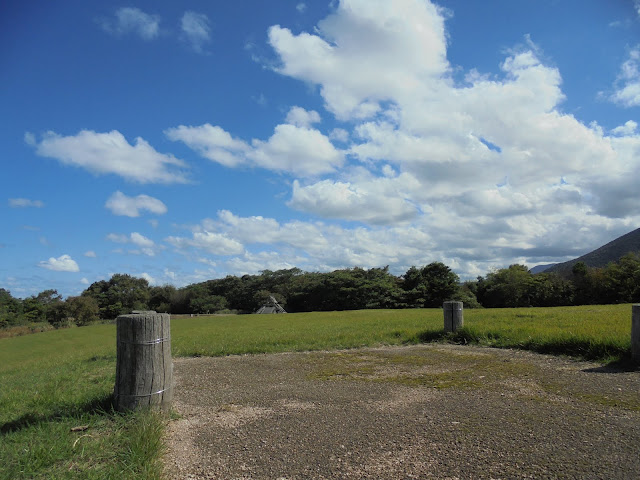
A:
256,295,287,314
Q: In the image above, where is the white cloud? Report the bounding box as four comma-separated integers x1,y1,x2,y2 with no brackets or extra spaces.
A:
329,128,349,142
285,106,321,127
225,251,301,276
180,11,211,54
166,231,245,256
130,232,155,248
84,251,97,258
86,1,640,281
38,254,80,272
106,233,128,244
101,7,160,41
610,47,640,107
611,120,638,136
248,124,343,176
167,121,343,177
107,232,158,256
80,278,90,285
268,0,449,119
288,175,419,224
9,198,44,208
140,272,156,285
29,130,189,184
165,124,250,167
105,191,168,217
296,3,307,13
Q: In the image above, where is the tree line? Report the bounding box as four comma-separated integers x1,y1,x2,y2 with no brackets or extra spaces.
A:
2,253,640,329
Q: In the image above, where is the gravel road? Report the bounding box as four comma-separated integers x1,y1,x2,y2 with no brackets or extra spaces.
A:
163,344,640,479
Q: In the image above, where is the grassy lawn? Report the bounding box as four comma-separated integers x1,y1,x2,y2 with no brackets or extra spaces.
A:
0,304,635,478
0,324,164,479
171,304,632,362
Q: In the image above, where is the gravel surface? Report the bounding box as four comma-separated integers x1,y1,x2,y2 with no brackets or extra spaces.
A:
163,344,640,479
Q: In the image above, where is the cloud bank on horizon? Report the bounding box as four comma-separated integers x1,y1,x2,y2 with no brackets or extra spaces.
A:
2,0,640,297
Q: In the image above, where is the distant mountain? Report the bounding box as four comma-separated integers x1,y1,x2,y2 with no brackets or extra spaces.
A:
530,263,556,274
545,227,640,277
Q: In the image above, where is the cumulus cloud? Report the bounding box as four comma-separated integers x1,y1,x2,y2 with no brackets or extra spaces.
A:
38,254,79,272
610,47,640,107
165,124,250,168
28,130,189,184
288,175,419,224
611,120,638,136
180,11,211,54
100,7,160,40
166,231,245,256
285,106,321,127
168,0,636,277
140,272,156,285
268,0,449,119
78,1,640,280
166,118,343,177
106,232,159,256
167,210,439,275
105,191,168,217
248,124,343,176
9,198,44,208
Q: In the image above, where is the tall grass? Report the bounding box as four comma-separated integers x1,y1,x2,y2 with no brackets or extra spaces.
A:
171,309,430,356
459,304,632,362
171,305,632,363
1,304,634,478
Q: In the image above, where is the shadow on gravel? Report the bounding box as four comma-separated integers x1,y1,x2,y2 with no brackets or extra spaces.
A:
583,355,639,374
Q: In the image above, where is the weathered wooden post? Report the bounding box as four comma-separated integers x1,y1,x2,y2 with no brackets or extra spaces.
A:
114,311,173,412
443,301,463,333
632,305,640,363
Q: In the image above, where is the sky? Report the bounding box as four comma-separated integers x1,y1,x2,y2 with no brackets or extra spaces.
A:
2,0,640,298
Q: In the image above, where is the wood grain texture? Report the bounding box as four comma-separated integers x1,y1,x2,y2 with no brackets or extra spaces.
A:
443,301,463,333
114,312,173,411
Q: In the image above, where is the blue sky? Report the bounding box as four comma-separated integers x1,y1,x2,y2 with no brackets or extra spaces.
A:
2,0,640,298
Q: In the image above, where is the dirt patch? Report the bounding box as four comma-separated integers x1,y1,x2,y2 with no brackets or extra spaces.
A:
164,344,640,479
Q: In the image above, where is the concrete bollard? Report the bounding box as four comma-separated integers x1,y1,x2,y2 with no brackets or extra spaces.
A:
114,311,173,412
632,305,640,363
443,301,463,333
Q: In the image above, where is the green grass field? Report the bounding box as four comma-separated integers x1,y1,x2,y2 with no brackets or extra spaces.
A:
0,304,635,479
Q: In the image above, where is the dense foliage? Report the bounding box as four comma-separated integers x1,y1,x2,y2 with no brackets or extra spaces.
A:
3,253,640,329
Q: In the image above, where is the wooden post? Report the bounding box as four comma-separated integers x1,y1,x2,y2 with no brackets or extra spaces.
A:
114,311,173,412
443,301,463,333
632,305,640,363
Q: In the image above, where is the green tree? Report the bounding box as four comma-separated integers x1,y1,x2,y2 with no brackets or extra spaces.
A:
187,284,229,314
402,262,460,308
83,274,150,319
149,285,177,313
477,265,534,308
66,295,100,326
22,289,63,324
0,288,23,328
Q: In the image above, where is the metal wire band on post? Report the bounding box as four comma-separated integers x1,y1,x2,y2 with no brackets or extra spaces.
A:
117,336,171,346
115,387,171,398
